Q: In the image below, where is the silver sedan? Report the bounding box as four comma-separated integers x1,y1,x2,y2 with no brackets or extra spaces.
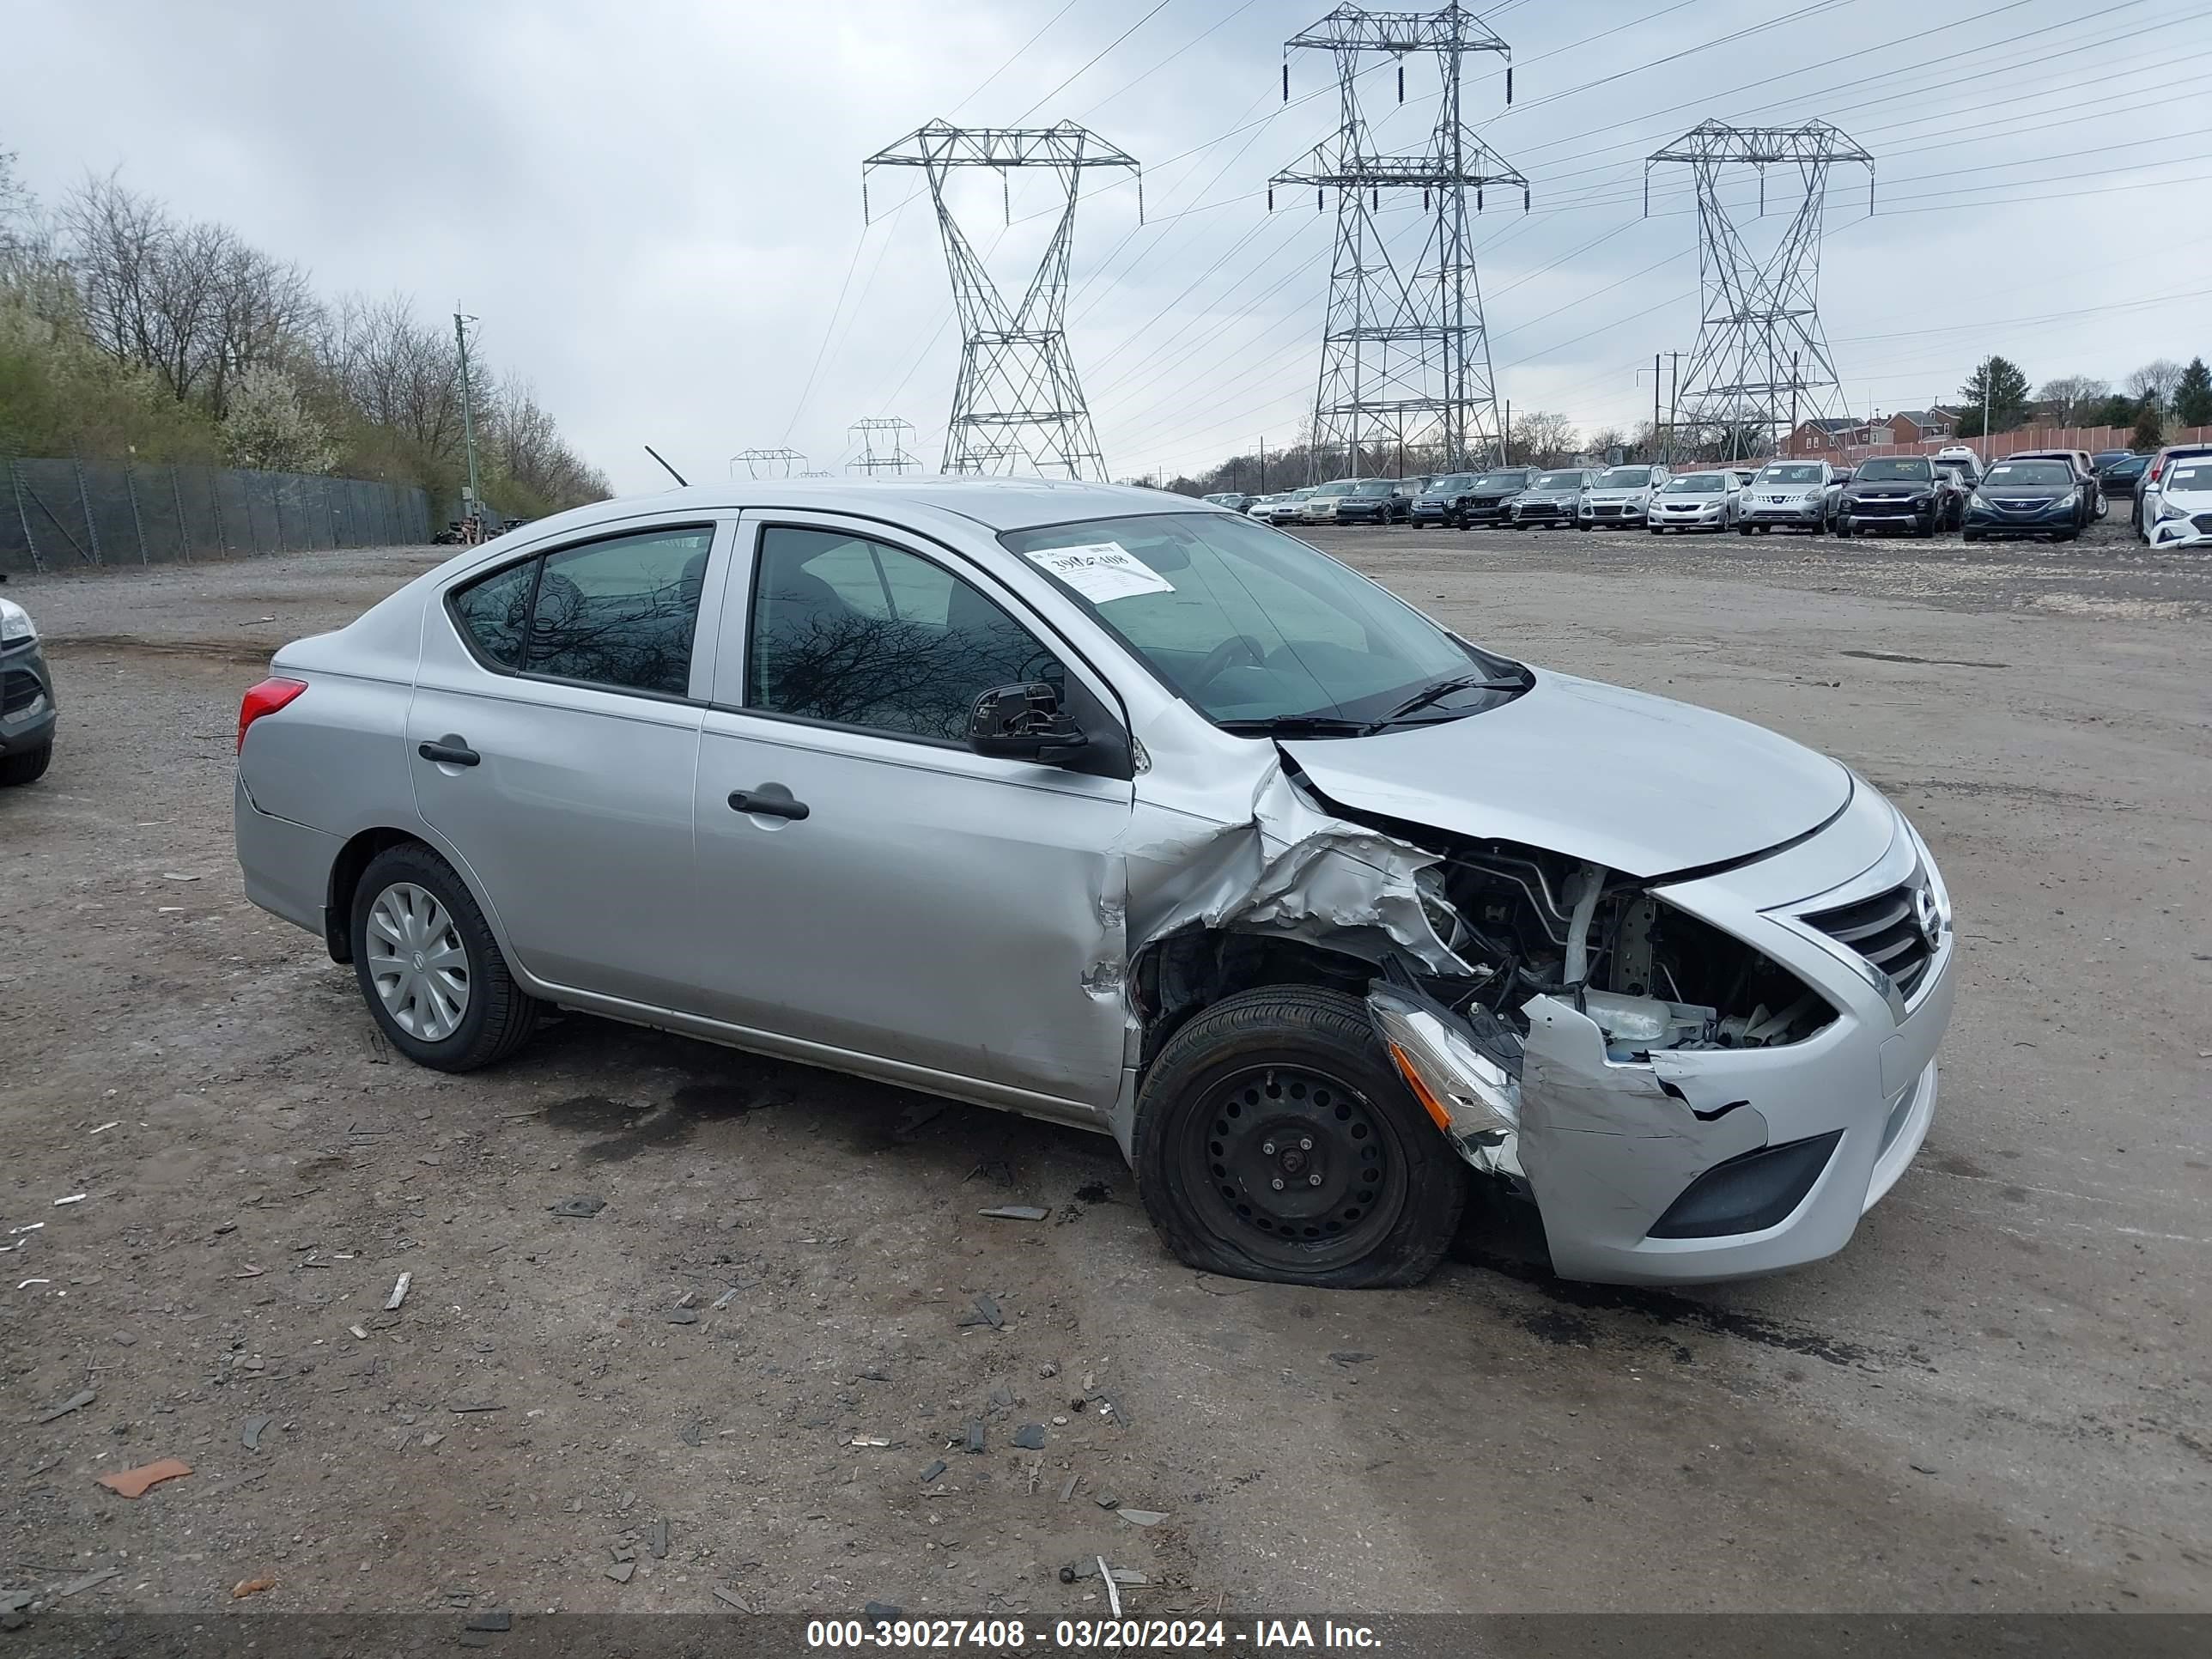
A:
235,478,1955,1288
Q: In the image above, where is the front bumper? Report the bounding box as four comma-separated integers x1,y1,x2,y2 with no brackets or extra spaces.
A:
1,637,58,756
1742,498,1825,526
1650,505,1728,531
1461,497,1513,524
1579,501,1647,526
1843,497,1932,530
1379,786,1957,1285
1504,499,1575,526
1966,500,2077,537
2146,507,2212,547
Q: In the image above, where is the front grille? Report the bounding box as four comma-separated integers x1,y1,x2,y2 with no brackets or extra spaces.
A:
1805,882,1934,1000
2193,513,2212,534
3,668,43,716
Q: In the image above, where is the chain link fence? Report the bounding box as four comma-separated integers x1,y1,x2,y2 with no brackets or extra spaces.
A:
0,457,432,575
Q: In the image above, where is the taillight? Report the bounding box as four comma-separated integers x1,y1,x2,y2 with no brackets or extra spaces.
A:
237,678,307,753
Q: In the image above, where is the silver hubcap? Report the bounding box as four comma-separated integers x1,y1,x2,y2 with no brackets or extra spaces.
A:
366,882,470,1042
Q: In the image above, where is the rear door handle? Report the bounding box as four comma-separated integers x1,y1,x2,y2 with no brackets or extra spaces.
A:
418,740,480,768
727,788,810,821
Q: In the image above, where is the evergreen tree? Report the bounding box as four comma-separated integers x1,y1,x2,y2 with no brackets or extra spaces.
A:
2173,357,2212,428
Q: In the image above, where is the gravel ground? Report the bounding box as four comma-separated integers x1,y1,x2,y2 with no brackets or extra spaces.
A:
0,509,2206,1622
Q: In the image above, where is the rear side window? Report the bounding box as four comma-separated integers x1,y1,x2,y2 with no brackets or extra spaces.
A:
452,560,535,668
745,527,1062,743
448,525,713,697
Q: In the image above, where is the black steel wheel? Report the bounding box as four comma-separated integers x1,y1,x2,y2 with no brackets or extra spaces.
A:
1133,987,1465,1288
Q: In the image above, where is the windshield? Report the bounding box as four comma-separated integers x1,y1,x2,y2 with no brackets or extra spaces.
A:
1352,481,1395,497
1856,459,1933,483
1472,471,1532,491
1203,494,1239,505
1000,512,1521,730
1290,487,1319,500
2166,462,2212,491
1423,474,1475,495
1663,473,1725,494
1311,480,1358,497
1983,461,2070,488
1593,467,1650,489
1532,471,1583,490
1757,465,1824,484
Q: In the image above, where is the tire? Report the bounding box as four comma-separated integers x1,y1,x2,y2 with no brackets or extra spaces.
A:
1132,986,1467,1289
0,740,52,787
1964,530,1983,543
349,842,539,1073
1736,525,1752,536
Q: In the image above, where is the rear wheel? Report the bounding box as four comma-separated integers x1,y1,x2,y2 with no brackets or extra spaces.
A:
1133,987,1466,1289
349,842,539,1073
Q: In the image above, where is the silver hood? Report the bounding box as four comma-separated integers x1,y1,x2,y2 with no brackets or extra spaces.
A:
1282,671,1852,878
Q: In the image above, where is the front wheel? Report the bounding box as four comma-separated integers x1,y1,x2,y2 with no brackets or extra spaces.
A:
1133,987,1467,1289
350,842,539,1072
0,740,52,787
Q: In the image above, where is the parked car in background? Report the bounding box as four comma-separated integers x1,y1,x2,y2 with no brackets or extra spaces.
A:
1253,487,1322,526
2095,453,2146,501
1738,460,1832,535
1456,468,1536,528
1728,467,1760,494
1302,479,1362,526
1647,471,1740,533
1577,464,1669,530
1332,479,1413,526
1929,462,1978,526
2144,453,2212,548
1823,466,1855,532
0,592,58,786
1836,456,1955,538
1932,446,1984,486
1410,472,1478,527
232,476,1956,1289
1961,457,2092,542
2007,450,2104,520
2136,443,2212,539
1204,492,1253,514
1502,469,1592,529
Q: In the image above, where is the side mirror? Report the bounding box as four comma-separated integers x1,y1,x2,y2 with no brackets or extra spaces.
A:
966,682,1091,765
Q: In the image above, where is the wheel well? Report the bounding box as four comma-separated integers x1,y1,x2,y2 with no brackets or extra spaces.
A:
324,828,422,963
1130,927,1376,1073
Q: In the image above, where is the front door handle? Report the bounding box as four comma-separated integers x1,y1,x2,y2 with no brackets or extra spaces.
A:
727,788,810,821
418,740,480,768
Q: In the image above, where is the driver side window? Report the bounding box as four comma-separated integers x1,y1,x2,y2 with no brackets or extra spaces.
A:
744,527,1063,744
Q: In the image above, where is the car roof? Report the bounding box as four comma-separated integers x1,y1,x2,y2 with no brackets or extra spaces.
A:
505,476,1230,541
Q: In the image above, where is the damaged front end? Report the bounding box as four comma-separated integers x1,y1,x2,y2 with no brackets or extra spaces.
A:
1122,751,1947,1285
1358,830,1949,1284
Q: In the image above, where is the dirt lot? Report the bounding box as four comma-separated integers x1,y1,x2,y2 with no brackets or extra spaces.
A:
2,510,2208,1623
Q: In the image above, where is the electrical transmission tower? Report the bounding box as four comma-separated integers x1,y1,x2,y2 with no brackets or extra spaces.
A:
863,121,1139,480
1645,120,1874,461
847,417,922,477
1273,4,1525,481
730,447,807,479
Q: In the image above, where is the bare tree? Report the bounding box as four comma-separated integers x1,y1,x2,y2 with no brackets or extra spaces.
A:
2124,358,2185,410
1507,409,1578,466
2035,374,2109,426
58,173,317,415
322,292,467,454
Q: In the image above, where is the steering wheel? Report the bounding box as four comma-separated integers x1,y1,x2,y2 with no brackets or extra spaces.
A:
1189,634,1267,692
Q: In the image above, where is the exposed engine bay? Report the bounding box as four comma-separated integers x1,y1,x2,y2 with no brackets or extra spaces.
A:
1425,841,1835,1059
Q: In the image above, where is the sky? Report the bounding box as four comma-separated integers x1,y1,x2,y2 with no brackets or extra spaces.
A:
6,0,2207,493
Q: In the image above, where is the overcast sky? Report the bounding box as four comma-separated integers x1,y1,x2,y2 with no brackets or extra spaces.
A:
8,0,2206,491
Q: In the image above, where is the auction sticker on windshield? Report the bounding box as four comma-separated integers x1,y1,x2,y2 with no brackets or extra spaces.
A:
1024,542,1175,604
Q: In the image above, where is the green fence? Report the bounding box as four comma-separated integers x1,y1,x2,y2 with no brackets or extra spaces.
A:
0,457,431,574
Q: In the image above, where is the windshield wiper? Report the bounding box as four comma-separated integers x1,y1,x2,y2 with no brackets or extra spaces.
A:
1358,673,1525,735
1215,714,1371,737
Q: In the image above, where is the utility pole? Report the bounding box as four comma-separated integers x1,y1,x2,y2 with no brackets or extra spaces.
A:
1668,350,1680,462
846,418,921,476
1653,355,1662,462
863,121,1139,479
1272,5,1525,478
1259,434,1267,493
453,308,483,520
1646,121,1873,462
1501,399,1510,465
